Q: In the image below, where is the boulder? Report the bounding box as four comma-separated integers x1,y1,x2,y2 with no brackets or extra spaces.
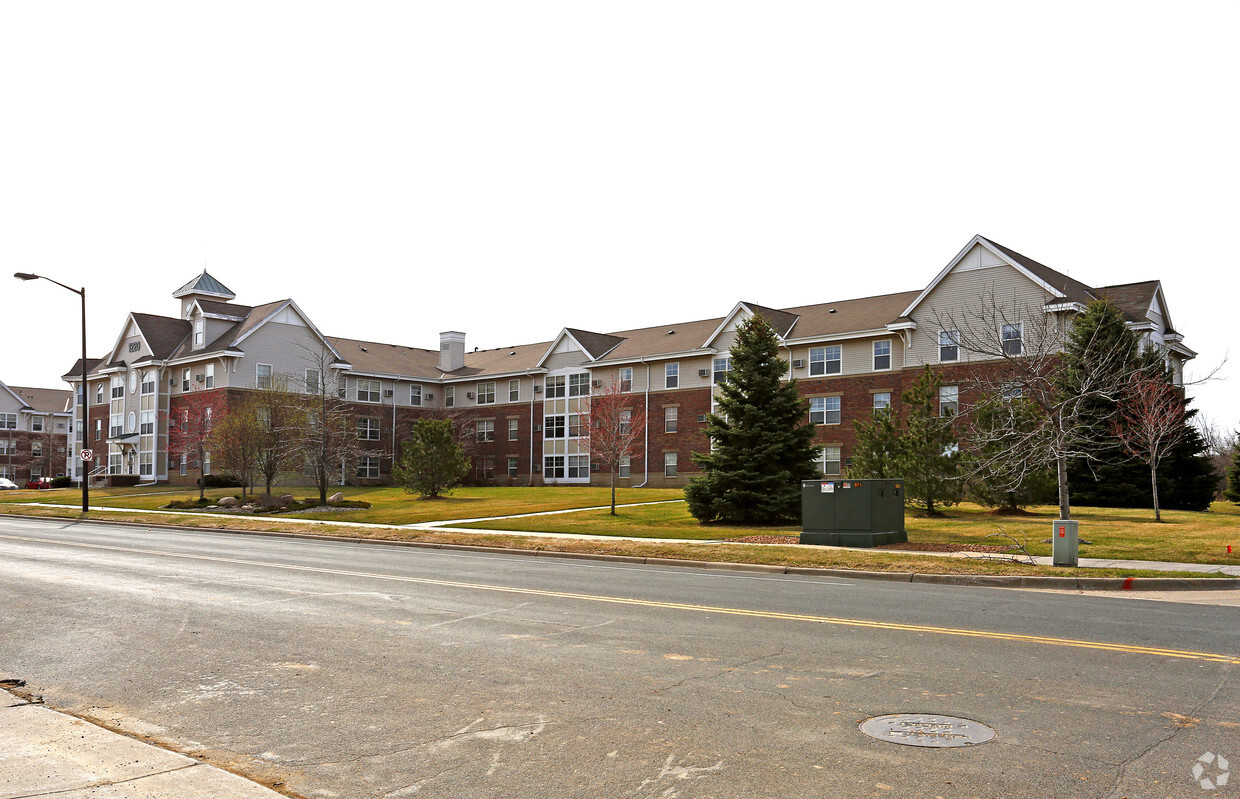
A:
279,494,295,506
217,496,239,508
329,492,344,503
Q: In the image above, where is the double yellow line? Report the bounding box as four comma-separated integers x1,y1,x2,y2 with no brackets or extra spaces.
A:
4,532,1238,665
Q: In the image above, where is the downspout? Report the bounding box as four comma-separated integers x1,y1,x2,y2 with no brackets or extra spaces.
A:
635,357,650,487
528,370,535,487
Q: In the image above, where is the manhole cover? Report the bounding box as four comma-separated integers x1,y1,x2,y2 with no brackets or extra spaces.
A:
859,714,995,748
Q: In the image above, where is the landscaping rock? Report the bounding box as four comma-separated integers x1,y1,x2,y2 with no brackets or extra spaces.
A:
218,496,239,508
279,494,295,506
329,492,344,503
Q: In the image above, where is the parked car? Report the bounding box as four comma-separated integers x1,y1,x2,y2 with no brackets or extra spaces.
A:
0,478,17,490
24,477,53,490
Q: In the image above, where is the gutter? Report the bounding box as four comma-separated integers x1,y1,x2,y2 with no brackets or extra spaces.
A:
635,357,650,487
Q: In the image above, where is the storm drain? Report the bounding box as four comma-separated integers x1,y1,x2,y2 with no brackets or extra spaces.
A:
859,714,995,748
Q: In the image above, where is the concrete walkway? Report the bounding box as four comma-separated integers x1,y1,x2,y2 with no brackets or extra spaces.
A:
0,687,282,798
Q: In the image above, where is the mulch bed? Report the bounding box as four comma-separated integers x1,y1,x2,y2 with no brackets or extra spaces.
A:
721,535,1012,553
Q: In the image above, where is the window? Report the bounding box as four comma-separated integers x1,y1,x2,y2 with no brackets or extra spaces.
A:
182,369,191,392
619,367,633,393
1001,382,1023,401
939,386,959,417
568,414,583,438
110,413,123,438
306,369,322,395
664,452,678,478
357,379,380,403
109,453,121,475
665,406,678,433
179,455,187,476
0,413,14,430
507,456,519,478
544,455,565,478
476,420,494,442
204,407,213,430
477,382,496,404
568,455,590,479
0,440,10,456
810,396,841,425
357,456,380,480
569,373,590,397
111,376,125,399
204,364,215,389
873,392,891,413
873,340,892,371
140,411,154,435
31,416,44,432
619,410,632,435
665,363,679,389
31,442,42,457
508,418,519,441
409,384,422,405
95,384,103,404
142,371,156,394
545,376,565,398
256,364,273,390
95,419,102,441
618,456,630,479
194,317,204,346
139,453,153,477
809,346,842,376
544,415,566,438
816,446,842,475
712,357,732,384
445,386,455,407
939,330,959,362
509,379,520,402
202,450,211,476
29,467,41,480
358,418,381,440
1002,323,1023,356
476,457,495,481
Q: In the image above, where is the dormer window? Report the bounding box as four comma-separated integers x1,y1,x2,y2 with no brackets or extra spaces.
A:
194,316,204,347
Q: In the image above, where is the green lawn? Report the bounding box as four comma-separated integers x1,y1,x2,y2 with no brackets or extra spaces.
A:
0,484,685,525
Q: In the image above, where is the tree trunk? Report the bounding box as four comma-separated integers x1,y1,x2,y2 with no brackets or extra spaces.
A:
319,481,327,506
610,468,617,516
1151,463,1161,522
1057,454,1070,520
198,446,205,500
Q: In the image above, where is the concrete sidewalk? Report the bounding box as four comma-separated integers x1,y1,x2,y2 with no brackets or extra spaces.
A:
0,687,282,799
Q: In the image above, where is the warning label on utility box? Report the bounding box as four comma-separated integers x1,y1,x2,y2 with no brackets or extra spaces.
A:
822,483,834,493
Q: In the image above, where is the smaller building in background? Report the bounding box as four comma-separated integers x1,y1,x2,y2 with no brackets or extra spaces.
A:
0,381,73,485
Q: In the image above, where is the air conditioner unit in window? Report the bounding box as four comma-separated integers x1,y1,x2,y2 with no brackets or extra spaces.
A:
698,369,709,377
383,390,393,397
697,415,707,423
533,464,541,473
792,359,805,369
534,424,542,432
425,393,434,400
195,375,204,382
591,380,601,388
466,392,474,399
533,385,542,393
591,463,600,471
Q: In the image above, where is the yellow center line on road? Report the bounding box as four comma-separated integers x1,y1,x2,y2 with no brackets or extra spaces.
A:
4,531,1239,665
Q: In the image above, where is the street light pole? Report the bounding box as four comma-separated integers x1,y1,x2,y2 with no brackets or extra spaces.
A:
14,273,89,514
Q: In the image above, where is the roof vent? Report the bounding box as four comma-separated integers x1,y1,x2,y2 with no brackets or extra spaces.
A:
360,346,368,352
667,330,675,335
828,309,837,314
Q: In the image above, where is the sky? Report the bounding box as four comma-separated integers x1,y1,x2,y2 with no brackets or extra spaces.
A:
2,1,1237,431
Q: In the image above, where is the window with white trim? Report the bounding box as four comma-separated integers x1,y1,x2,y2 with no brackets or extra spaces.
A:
256,364,273,390
357,379,380,403
618,456,630,478
544,455,565,478
939,386,959,417
619,410,631,435
810,396,841,425
194,317,204,346
569,373,590,397
665,363,679,389
663,452,678,478
476,456,495,481
140,411,155,435
873,340,892,371
508,418,519,441
140,452,153,476
507,456,519,478
545,376,565,398
111,376,125,399
306,369,322,395
445,386,455,407
0,440,11,456
939,330,959,362
873,392,891,413
1002,323,1023,356
409,384,422,405
358,418,381,440
665,406,678,433
809,345,842,376
477,382,496,404
357,456,380,479
816,446,841,475
182,369,190,392
95,383,103,404
0,414,15,430
509,379,520,402
476,420,494,442
544,415,566,438
31,416,43,432
712,357,732,385
619,367,633,393
568,414,583,438
31,442,42,457
205,364,215,389
567,455,590,479
110,413,123,438
141,370,156,394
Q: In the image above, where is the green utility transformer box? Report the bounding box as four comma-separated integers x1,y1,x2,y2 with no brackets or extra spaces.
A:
800,479,907,547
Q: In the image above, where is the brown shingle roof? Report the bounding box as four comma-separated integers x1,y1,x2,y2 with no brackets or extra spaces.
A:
1095,281,1163,326
598,316,727,362
198,299,252,319
9,385,72,413
564,329,626,360
326,336,442,378
980,237,1098,306
742,303,801,338
131,313,192,359
783,291,921,340
60,357,104,380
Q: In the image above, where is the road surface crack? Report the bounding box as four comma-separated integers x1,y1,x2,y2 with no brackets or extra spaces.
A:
653,649,785,694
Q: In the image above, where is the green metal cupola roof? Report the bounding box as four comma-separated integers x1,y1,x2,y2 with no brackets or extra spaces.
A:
172,270,236,300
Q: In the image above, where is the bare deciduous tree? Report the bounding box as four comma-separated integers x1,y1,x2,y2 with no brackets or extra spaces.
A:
252,376,303,500
165,387,218,500
298,345,363,505
585,376,646,515
1112,373,1192,521
208,393,261,499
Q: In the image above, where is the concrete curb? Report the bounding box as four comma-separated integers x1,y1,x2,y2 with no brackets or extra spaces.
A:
4,512,1237,592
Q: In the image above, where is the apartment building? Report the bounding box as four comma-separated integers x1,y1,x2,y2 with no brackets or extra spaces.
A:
0,381,73,485
59,235,1193,488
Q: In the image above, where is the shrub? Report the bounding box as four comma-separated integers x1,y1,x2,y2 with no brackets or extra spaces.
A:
197,473,244,488
51,476,73,488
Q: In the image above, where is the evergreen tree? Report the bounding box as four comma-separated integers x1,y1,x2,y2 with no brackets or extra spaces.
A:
966,394,1057,512
393,419,470,498
850,406,901,479
895,365,962,515
685,314,818,524
1226,446,1240,504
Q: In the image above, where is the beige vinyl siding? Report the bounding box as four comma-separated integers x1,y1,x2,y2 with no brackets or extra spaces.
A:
230,322,327,389
588,365,650,394
906,263,1053,368
786,336,903,377
543,350,590,372
120,334,149,360
203,318,236,347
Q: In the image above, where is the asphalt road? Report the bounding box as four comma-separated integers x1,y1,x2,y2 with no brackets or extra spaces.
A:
1,515,1237,799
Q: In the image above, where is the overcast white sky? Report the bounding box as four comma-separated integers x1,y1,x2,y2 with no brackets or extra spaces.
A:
2,1,1236,429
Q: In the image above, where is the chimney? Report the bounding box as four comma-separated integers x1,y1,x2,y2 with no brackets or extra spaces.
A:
439,331,465,372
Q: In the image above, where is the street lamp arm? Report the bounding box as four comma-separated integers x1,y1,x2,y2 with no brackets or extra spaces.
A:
13,272,84,296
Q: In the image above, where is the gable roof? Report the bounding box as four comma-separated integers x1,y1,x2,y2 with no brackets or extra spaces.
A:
563,328,626,361
173,270,236,300
979,237,1098,307
1094,280,1164,326
8,385,72,414
60,357,104,381
130,313,193,359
